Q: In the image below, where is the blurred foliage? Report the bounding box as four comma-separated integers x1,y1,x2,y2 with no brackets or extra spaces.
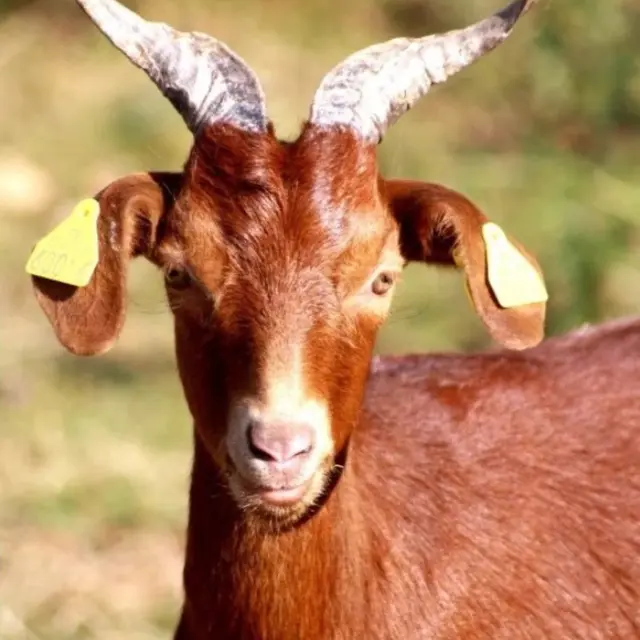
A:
1,0,639,638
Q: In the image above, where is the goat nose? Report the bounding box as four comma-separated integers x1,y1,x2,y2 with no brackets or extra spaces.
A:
247,423,314,463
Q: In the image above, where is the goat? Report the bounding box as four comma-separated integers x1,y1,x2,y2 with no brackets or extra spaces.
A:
30,0,640,638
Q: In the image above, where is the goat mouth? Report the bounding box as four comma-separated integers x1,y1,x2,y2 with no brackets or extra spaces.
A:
225,454,337,521
227,468,324,519
254,482,310,506
238,476,314,507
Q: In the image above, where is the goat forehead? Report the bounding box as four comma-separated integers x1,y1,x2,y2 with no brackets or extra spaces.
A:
228,207,346,261
181,190,392,272
244,214,388,264
182,131,387,238
226,252,338,326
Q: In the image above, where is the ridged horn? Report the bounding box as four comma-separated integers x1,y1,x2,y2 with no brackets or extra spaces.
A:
76,0,268,135
309,0,538,143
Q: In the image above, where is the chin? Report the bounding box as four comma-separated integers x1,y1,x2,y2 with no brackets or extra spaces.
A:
227,464,332,527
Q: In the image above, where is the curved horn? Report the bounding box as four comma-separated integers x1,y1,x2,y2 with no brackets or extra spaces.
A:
309,0,538,143
76,0,268,135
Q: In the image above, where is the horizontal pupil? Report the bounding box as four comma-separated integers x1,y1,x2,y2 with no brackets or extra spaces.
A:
167,269,188,284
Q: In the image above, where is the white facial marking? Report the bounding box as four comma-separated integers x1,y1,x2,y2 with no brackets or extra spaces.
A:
226,339,333,488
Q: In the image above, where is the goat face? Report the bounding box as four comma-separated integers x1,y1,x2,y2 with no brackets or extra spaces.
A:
30,123,547,525
31,0,545,525
160,126,402,522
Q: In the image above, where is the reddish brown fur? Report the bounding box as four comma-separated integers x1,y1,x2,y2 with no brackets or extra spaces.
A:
32,123,640,639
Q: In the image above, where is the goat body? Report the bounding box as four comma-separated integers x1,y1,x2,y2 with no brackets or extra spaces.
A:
175,317,640,639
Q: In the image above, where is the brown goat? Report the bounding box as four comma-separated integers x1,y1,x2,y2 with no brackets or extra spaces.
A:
30,1,640,638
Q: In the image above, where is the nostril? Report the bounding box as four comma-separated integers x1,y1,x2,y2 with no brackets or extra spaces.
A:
291,441,313,458
248,431,277,462
247,423,314,463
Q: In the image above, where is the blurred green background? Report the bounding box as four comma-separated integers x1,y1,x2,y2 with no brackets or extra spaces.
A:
1,0,639,637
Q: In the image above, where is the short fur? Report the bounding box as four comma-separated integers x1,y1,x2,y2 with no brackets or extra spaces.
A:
32,122,640,639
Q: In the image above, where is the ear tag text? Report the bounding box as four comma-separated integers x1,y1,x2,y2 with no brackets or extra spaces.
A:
26,199,100,287
481,222,548,308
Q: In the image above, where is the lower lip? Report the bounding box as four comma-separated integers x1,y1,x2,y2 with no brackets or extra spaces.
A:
257,484,309,506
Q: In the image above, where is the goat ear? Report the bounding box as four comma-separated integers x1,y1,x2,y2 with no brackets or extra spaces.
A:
385,179,546,350
31,172,182,356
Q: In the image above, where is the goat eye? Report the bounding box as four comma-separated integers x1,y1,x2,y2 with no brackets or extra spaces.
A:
165,267,191,289
371,271,396,296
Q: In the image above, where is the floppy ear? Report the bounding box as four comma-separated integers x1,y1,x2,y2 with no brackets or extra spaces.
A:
31,172,182,357
384,179,546,350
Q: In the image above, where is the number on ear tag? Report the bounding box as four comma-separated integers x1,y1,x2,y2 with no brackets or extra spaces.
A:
26,199,100,287
482,222,548,308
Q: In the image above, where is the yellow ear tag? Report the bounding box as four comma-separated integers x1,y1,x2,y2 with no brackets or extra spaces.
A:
481,222,548,308
26,199,100,287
